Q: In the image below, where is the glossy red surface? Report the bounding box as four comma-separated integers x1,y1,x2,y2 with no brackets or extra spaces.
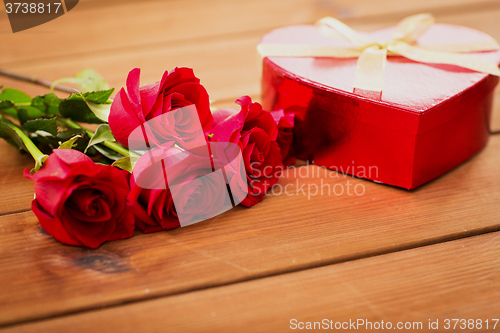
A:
260,23,500,188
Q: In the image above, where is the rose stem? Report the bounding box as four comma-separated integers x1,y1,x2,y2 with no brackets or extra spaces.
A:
0,68,75,94
57,118,139,158
0,116,47,170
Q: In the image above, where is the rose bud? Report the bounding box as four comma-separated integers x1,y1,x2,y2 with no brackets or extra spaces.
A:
272,111,295,168
25,149,135,249
210,96,285,207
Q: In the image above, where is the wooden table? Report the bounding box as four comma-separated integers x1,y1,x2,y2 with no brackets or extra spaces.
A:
1,0,500,331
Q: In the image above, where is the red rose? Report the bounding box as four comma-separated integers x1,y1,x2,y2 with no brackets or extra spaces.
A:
109,67,213,148
274,112,295,167
210,96,285,207
128,145,242,232
25,149,135,248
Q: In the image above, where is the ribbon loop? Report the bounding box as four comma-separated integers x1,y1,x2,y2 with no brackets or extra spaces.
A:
316,17,373,48
392,13,435,43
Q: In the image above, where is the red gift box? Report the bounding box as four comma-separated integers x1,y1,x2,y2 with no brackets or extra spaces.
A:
260,18,500,189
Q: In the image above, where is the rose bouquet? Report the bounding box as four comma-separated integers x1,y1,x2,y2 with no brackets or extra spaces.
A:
0,67,294,248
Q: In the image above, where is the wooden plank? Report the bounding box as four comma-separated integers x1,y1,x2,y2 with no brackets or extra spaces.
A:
3,7,500,106
3,231,498,333
0,0,320,65
1,134,500,326
2,0,495,67
317,0,500,21
2,33,265,111
0,141,36,215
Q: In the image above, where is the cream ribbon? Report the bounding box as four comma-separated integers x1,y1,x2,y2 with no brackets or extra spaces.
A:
258,14,500,97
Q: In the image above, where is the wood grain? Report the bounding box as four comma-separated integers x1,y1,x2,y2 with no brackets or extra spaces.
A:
3,230,500,333
1,134,500,326
2,0,495,66
3,6,500,125
0,0,321,65
316,0,500,20
0,141,36,215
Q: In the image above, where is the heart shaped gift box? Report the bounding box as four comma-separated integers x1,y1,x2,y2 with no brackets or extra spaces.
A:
260,17,500,189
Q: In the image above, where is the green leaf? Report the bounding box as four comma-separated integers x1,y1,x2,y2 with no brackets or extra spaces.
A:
58,134,83,149
57,128,86,141
0,100,17,119
53,128,87,151
0,121,26,150
0,88,31,104
85,124,115,153
43,93,62,115
31,132,60,149
74,90,113,122
0,116,48,171
0,100,14,109
59,98,104,124
52,69,109,93
93,144,123,161
17,106,45,125
111,157,133,172
22,118,58,136
82,89,114,104
17,109,31,125
0,89,34,120
30,94,63,116
85,100,111,123
59,91,111,123
31,96,46,112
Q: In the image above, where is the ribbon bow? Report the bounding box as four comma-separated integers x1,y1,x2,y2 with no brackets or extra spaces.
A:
258,14,500,99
